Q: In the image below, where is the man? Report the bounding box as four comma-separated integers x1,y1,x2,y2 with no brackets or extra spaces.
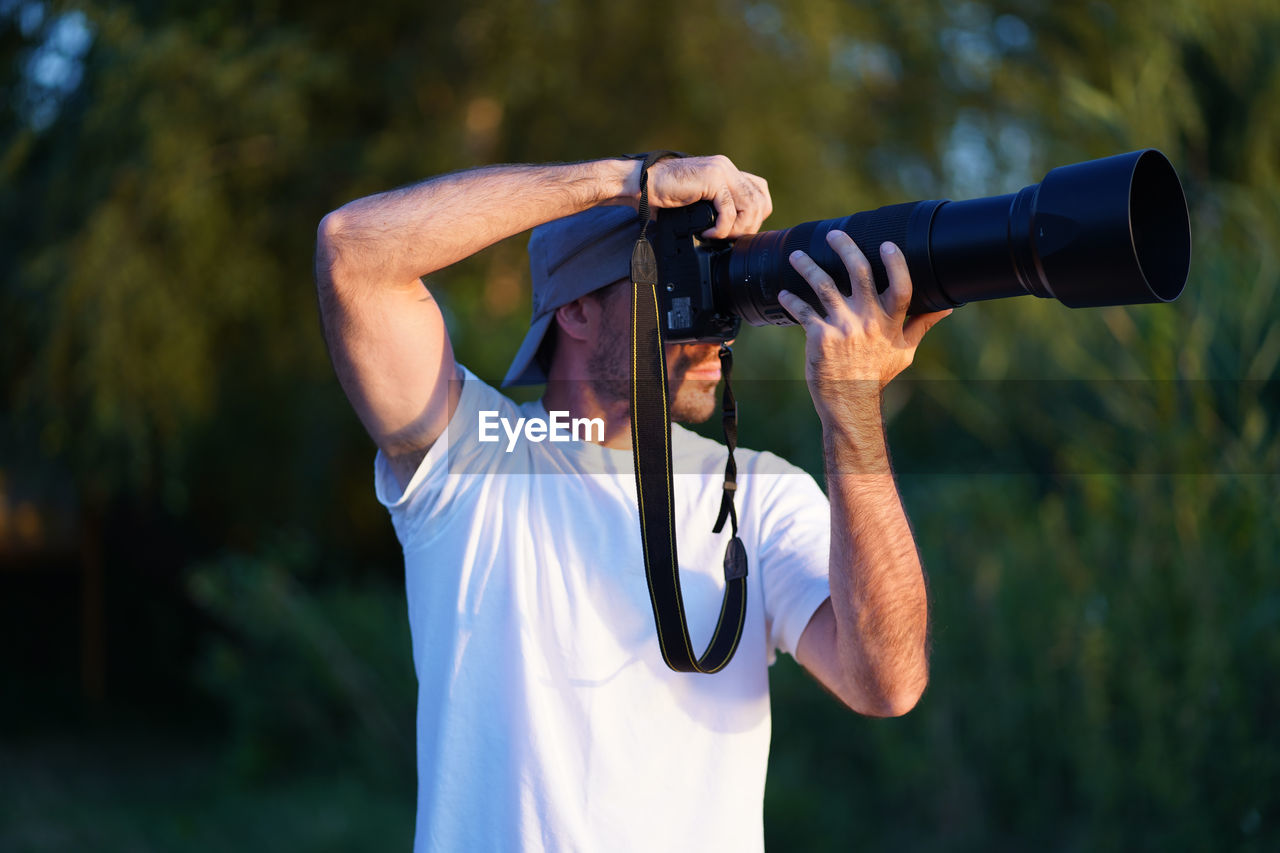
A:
314,154,952,851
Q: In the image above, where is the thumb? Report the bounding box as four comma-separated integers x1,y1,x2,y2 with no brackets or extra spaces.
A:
902,308,953,349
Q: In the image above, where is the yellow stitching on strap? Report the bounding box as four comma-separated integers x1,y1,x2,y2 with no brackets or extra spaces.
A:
633,283,675,669
648,282,695,665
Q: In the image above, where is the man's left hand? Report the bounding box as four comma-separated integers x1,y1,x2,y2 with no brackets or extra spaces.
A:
778,230,952,425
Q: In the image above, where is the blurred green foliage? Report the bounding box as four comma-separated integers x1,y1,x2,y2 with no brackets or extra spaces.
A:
3,0,1278,850
186,541,415,786
2,735,413,850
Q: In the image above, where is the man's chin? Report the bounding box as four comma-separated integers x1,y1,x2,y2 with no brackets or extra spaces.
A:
669,380,720,424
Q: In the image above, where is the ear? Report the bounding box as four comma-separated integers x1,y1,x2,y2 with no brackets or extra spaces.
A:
553,296,596,344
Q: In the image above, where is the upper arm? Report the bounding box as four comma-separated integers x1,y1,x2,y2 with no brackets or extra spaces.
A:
315,212,461,491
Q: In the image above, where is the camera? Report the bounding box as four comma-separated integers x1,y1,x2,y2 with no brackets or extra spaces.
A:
652,148,1191,342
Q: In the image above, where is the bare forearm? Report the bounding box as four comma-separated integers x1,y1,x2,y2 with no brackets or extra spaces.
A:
822,400,930,716
781,219,948,716
318,158,639,286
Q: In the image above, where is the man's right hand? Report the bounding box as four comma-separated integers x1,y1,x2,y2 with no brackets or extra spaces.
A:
644,154,772,240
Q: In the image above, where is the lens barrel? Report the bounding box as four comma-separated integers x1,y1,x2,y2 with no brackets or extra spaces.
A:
718,149,1191,321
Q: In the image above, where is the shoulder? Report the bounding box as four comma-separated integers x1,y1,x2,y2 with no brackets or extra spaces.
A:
456,363,519,408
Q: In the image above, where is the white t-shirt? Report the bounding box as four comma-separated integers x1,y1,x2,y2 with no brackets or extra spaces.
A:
374,366,832,853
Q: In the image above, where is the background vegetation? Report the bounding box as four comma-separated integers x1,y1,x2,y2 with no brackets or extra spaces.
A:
2,0,1277,849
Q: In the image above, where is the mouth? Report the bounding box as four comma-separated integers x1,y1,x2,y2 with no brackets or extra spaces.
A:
667,342,724,384
682,363,722,381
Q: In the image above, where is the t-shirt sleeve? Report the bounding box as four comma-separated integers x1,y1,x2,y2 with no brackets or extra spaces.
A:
748,451,832,661
372,365,520,551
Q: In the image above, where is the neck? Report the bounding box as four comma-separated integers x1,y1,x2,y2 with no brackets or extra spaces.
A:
541,379,633,449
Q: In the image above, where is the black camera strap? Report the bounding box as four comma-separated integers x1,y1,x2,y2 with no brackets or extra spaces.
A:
629,151,748,674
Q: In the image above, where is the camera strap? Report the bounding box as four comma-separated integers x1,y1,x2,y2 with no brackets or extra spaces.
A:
629,151,748,674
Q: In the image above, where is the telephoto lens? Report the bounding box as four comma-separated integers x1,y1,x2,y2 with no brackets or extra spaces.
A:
719,148,1191,321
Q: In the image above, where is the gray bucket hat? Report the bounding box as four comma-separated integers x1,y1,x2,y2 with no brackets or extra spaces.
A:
502,204,642,387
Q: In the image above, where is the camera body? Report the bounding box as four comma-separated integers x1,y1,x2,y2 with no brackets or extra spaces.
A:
652,201,740,344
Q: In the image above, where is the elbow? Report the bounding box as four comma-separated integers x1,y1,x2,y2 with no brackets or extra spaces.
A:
315,209,353,287
853,669,928,718
878,679,927,718
317,208,347,258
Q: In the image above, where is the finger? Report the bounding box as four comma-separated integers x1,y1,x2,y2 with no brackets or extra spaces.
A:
727,179,762,236
903,308,954,348
749,174,772,223
776,288,821,328
788,249,844,318
825,230,877,310
879,242,912,320
703,183,739,239
735,173,772,234
732,181,763,235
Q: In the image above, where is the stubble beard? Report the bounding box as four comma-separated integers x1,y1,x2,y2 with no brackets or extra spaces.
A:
587,308,718,425
665,346,720,424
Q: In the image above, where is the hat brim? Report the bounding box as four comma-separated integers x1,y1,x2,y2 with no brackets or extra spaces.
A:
501,311,555,387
